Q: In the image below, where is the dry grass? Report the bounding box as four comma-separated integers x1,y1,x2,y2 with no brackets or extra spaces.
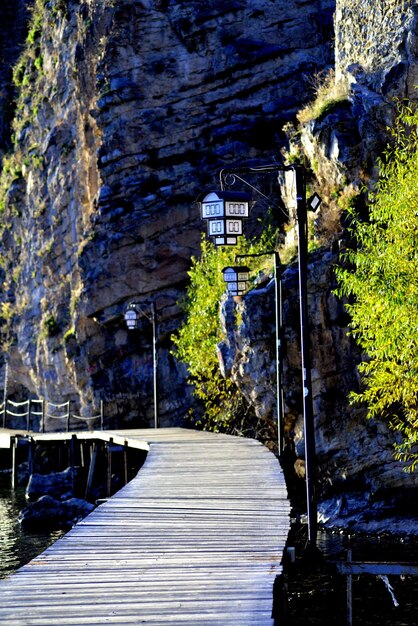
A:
297,70,350,124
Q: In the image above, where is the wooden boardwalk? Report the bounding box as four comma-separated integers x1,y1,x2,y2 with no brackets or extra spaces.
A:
0,428,290,625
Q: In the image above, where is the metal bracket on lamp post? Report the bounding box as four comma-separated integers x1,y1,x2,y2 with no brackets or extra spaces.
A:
217,162,319,550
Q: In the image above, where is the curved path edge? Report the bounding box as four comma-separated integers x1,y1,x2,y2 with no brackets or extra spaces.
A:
0,427,290,625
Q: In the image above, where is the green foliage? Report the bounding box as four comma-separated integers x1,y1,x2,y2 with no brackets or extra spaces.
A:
172,226,278,434
336,102,418,470
34,55,43,73
44,316,60,337
63,327,75,343
0,302,14,323
26,12,42,45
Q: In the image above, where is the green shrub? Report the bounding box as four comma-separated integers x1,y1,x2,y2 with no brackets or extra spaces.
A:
336,101,418,470
172,223,278,434
45,316,60,337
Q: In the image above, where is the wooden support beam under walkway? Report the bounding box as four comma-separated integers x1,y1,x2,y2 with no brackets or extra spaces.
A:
0,428,290,625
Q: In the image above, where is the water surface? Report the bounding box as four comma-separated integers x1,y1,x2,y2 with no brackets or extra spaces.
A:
286,527,418,625
0,484,64,579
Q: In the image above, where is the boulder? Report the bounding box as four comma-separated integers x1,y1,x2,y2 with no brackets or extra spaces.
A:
26,467,75,501
18,495,94,530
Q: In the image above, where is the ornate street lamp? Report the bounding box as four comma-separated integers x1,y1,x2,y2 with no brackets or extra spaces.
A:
222,265,250,296
124,305,140,330
198,190,252,246
124,302,158,429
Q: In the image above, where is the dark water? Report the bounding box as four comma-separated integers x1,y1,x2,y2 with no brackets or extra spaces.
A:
285,526,418,625
0,484,65,579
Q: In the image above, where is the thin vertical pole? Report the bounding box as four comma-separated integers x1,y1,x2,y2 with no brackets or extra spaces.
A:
100,400,104,430
70,434,76,495
80,441,85,468
28,437,34,475
294,164,317,549
3,361,8,428
107,439,113,496
85,442,97,500
66,401,70,432
11,437,18,489
151,302,158,429
274,251,284,456
347,549,353,626
124,443,129,485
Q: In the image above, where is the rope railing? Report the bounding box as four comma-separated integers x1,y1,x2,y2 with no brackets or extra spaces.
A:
71,408,104,431
1,398,104,432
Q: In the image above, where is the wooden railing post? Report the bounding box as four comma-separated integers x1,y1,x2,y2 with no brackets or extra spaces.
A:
107,439,113,497
11,437,18,489
85,442,98,500
66,401,70,432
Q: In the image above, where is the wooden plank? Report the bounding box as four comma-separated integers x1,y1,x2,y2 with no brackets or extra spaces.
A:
0,427,290,625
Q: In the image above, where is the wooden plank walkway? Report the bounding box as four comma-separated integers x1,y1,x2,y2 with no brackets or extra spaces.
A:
0,428,290,625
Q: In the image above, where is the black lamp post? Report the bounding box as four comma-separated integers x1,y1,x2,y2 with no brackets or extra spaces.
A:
124,302,158,429
198,162,320,550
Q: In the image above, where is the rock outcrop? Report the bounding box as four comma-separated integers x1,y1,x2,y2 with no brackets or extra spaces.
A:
0,0,33,157
26,466,75,501
298,0,418,230
19,494,94,530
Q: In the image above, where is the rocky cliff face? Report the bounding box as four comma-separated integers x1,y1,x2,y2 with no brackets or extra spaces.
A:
0,0,334,426
220,0,418,527
2,0,417,527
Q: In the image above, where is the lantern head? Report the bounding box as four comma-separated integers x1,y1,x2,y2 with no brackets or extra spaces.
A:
198,190,252,246
124,306,139,330
222,266,250,296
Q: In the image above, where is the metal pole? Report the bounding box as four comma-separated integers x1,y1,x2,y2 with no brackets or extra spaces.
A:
2,360,8,428
151,301,158,429
347,549,353,626
273,251,284,456
11,437,17,489
220,162,318,547
294,164,317,549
